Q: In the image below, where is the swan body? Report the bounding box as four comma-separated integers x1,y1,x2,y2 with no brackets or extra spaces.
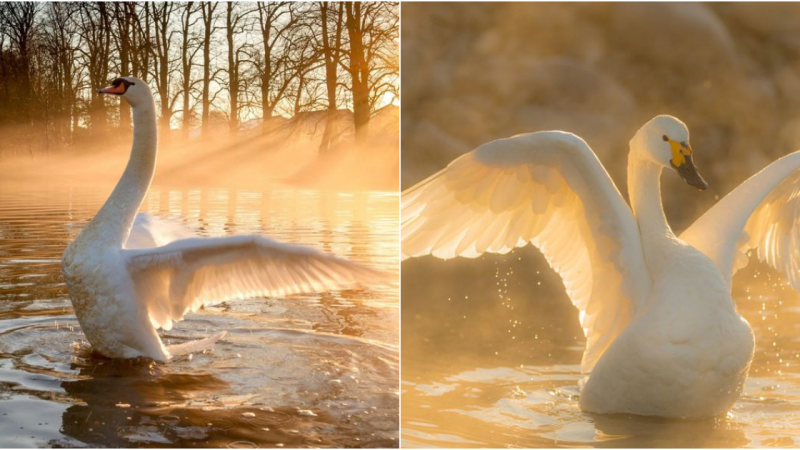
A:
579,234,753,417
63,77,386,361
401,115,800,418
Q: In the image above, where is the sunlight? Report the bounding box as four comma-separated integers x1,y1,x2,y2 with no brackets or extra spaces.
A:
0,2,399,448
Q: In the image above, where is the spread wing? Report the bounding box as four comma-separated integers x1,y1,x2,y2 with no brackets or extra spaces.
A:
681,151,800,289
126,213,196,250
402,131,651,372
123,235,388,331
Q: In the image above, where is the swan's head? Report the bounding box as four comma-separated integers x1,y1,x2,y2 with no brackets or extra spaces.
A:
98,76,151,108
632,115,708,190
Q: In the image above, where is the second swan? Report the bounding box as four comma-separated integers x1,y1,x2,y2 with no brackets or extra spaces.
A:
402,115,800,418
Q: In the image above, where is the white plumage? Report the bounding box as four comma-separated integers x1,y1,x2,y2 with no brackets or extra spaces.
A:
681,152,800,289
404,131,649,373
62,76,387,362
403,115,800,418
127,232,387,333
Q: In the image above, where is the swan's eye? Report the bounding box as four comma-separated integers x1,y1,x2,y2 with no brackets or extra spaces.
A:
111,78,135,91
662,135,669,141
98,78,134,96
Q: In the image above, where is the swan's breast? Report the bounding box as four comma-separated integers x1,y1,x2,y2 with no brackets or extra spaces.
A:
62,241,139,353
645,241,750,343
580,238,755,417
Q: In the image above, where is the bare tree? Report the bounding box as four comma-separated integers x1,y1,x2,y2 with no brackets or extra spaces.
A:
0,1,399,156
0,2,39,121
253,2,298,133
151,2,177,136
179,2,201,137
199,1,219,136
317,1,344,152
42,3,79,142
343,2,368,139
112,2,137,131
76,2,113,134
342,2,398,141
133,2,152,82
288,35,322,115
225,2,252,134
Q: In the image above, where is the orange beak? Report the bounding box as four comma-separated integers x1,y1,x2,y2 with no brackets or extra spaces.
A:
98,84,125,95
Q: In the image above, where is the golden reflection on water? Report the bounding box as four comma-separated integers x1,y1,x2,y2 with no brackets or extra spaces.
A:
402,246,800,448
0,182,399,448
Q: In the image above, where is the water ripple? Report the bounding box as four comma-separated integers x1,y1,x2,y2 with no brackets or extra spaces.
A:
0,182,399,448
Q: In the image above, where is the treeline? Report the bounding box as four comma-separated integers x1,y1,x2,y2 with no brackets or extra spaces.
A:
0,2,399,156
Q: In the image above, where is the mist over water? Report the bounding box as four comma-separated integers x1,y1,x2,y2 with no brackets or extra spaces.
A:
0,106,399,193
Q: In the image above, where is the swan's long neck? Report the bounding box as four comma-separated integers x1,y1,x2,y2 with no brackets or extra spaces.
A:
81,97,158,247
628,150,676,267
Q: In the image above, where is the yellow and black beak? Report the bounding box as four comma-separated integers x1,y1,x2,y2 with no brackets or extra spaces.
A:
672,153,708,190
667,138,708,190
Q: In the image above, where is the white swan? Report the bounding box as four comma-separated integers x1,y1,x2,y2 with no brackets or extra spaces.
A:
62,76,387,362
403,115,800,418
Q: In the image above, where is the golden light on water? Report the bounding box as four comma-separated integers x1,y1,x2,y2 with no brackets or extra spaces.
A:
0,182,399,447
0,1,399,447
402,246,800,447
142,186,400,276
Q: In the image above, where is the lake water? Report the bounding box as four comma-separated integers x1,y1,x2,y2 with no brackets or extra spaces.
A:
0,182,399,448
402,247,800,448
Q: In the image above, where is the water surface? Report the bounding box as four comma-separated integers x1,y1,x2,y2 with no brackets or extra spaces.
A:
402,247,800,448
0,182,399,448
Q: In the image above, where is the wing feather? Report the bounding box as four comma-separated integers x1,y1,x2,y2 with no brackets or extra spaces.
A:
402,131,650,372
681,151,800,289
126,212,195,249
123,235,388,330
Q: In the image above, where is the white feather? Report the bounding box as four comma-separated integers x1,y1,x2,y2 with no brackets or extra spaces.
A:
401,131,651,372
681,151,800,289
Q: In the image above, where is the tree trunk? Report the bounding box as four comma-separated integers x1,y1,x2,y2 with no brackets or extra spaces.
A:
258,3,272,135
345,2,369,142
319,2,343,154
226,3,239,135
153,3,172,138
140,3,152,82
201,2,215,137
181,2,194,138
115,2,132,132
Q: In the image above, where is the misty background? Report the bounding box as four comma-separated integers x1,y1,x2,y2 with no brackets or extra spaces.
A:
402,2,800,370
0,2,399,190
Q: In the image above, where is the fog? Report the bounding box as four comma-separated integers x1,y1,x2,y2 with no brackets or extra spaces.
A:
0,2,399,194
0,106,399,192
402,3,800,227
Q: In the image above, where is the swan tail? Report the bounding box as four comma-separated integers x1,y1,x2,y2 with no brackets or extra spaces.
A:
166,331,226,358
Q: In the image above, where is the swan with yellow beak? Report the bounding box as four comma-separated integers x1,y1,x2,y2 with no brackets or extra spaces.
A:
402,114,800,418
